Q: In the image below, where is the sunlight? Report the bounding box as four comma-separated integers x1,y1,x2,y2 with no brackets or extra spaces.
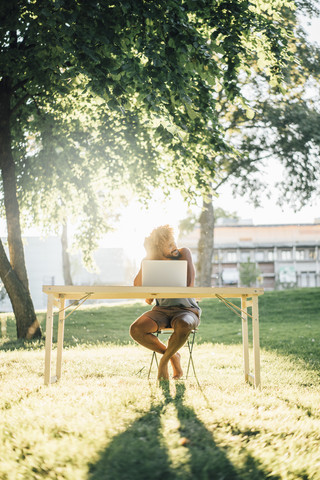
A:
100,192,191,265
99,180,320,270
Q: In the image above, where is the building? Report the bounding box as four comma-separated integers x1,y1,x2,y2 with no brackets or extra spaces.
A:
180,221,320,290
0,236,130,312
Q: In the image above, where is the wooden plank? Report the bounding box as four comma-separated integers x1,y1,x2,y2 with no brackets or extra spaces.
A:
56,297,65,381
241,295,250,383
42,285,264,300
252,295,261,389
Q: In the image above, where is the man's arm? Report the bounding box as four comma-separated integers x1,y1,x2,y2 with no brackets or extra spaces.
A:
179,247,195,287
133,264,153,304
133,268,142,286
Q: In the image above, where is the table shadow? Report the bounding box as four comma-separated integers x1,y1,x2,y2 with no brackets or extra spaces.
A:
87,381,279,480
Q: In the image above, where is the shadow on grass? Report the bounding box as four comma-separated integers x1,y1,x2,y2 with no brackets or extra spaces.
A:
88,382,279,480
0,338,45,352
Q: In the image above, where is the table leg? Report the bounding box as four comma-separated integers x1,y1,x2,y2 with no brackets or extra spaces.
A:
241,295,250,382
56,297,65,381
44,293,54,385
252,295,261,388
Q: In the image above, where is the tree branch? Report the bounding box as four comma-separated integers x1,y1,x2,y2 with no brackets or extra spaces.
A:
11,93,30,116
12,79,29,93
214,155,264,193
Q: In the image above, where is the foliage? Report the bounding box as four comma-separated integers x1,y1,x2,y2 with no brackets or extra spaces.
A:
2,0,297,207
179,206,238,237
0,0,300,334
218,1,320,208
239,259,261,287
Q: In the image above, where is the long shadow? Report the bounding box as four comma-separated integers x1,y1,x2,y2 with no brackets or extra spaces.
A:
87,382,279,480
168,382,280,480
88,399,173,480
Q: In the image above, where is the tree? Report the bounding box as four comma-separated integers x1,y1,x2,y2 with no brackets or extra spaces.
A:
240,259,261,287
179,205,238,286
1,0,294,337
61,222,73,286
224,3,320,207
195,1,320,287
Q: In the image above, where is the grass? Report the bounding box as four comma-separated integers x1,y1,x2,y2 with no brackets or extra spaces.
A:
0,288,320,479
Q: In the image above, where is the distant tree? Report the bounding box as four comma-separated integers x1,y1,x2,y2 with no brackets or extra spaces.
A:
240,259,261,287
61,222,73,286
179,204,238,286
196,1,320,287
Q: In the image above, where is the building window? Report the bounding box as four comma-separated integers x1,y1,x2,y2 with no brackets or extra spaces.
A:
295,249,305,261
308,249,316,260
300,272,316,288
267,250,274,261
255,250,265,262
225,251,237,262
281,250,292,261
240,250,251,262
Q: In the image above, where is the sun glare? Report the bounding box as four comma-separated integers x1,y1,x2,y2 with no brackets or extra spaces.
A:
100,193,190,266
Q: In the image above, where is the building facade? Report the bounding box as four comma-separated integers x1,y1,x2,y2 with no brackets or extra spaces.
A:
181,221,320,290
0,236,130,312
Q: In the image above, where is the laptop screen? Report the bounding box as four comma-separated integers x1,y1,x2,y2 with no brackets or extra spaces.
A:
141,260,187,287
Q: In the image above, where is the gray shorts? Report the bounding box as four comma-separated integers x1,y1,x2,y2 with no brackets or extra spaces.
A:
139,305,200,331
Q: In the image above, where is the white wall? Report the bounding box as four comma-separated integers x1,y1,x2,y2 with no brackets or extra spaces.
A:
0,237,127,312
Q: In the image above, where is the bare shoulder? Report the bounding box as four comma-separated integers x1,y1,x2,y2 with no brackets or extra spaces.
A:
178,247,193,260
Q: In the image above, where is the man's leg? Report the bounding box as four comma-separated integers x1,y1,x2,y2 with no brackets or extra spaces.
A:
130,311,184,377
130,313,165,353
158,313,195,381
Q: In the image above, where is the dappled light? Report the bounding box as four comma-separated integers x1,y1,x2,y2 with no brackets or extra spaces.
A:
1,1,320,479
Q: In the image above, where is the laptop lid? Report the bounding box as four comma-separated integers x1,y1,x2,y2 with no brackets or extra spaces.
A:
141,260,187,287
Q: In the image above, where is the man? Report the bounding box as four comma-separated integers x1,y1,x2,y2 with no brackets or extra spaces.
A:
130,225,201,380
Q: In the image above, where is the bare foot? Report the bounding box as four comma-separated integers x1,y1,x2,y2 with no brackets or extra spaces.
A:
171,352,183,380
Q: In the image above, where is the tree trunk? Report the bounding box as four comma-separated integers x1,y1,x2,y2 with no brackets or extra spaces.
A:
0,77,41,339
196,195,214,287
0,240,41,338
61,221,73,285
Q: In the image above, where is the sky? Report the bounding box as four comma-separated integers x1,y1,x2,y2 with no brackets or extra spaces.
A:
98,180,320,265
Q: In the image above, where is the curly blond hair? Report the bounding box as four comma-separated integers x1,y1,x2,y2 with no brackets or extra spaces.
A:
144,225,175,257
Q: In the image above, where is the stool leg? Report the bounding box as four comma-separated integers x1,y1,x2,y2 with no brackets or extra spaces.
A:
148,352,156,379
148,332,160,379
186,330,196,378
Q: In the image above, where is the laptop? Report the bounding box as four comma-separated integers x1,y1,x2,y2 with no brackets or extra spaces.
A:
141,260,187,287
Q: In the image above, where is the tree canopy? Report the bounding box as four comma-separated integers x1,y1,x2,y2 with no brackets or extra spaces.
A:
212,1,320,208
0,0,296,337
177,0,320,286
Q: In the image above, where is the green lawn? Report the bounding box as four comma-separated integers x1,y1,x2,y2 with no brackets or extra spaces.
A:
0,288,320,479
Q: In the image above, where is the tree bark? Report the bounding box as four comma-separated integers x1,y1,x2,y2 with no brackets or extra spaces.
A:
0,240,41,338
0,77,41,339
196,195,214,287
61,221,73,285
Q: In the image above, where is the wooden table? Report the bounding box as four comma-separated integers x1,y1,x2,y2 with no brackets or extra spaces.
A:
42,286,264,387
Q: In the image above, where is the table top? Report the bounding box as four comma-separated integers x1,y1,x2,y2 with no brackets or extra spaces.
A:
43,285,264,300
